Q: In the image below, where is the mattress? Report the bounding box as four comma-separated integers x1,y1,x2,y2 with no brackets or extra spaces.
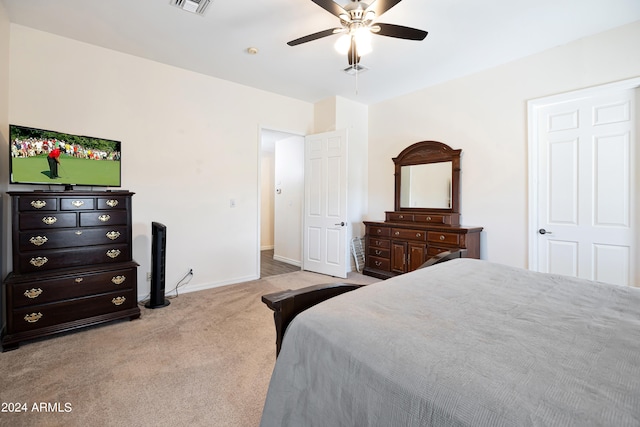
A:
260,258,640,426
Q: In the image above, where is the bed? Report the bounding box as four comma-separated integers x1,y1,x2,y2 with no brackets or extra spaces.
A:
260,258,640,426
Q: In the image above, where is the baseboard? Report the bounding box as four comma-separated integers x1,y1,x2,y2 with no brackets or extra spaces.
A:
139,274,260,300
272,255,301,267
260,245,274,251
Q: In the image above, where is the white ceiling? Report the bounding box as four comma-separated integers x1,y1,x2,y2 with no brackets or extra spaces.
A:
3,0,640,105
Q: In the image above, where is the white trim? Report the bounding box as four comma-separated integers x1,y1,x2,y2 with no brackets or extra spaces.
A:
273,254,302,267
527,77,640,271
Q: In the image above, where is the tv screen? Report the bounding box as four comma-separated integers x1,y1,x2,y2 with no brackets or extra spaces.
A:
10,124,121,189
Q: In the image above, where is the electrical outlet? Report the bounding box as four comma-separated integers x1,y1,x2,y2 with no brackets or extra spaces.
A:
146,272,151,281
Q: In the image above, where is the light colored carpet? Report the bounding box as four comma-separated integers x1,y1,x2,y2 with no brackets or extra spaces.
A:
0,270,378,427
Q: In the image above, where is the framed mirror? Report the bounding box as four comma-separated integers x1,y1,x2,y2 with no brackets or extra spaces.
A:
393,141,461,213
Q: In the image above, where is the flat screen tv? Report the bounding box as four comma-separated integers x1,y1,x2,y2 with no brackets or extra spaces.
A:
10,124,121,190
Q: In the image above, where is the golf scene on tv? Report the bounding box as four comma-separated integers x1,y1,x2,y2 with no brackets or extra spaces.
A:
10,124,122,188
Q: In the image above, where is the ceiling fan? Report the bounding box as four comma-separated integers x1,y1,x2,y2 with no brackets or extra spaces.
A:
287,0,428,67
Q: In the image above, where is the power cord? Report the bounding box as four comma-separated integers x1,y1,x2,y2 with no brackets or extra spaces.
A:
138,268,194,307
165,268,194,299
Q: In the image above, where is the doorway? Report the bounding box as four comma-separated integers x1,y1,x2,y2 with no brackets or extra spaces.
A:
528,78,640,286
259,129,304,278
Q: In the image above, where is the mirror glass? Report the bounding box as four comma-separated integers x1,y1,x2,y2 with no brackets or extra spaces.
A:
399,162,452,209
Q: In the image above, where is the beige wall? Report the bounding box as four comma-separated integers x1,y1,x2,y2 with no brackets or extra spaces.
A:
7,24,315,297
368,21,640,268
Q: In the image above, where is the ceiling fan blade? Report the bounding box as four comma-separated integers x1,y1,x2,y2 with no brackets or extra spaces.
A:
287,28,343,46
372,23,428,40
365,0,403,18
311,0,348,18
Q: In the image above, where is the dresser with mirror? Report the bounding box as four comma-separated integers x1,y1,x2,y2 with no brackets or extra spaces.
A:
363,141,483,279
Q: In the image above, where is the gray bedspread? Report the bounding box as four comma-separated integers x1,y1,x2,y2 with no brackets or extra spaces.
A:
260,259,640,427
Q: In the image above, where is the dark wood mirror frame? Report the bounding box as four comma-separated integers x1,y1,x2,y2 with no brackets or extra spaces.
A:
393,141,461,213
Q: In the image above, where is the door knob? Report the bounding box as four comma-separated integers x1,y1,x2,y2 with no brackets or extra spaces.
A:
538,228,553,235
335,222,345,226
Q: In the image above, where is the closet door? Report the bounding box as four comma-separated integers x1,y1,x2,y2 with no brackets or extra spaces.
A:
534,89,636,286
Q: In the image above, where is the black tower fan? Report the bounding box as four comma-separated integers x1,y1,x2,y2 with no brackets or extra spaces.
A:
146,222,170,308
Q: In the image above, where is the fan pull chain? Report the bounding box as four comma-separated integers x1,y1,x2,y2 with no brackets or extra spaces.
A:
354,64,360,95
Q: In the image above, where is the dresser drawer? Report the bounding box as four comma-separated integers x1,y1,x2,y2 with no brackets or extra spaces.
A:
427,246,452,257
427,231,460,245
11,267,137,308
19,212,77,230
368,247,390,258
79,211,128,227
386,212,414,222
60,198,96,211
366,256,390,271
18,244,131,272
414,213,460,226
18,226,129,252
18,197,58,212
414,214,446,224
391,228,427,241
367,237,390,249
11,289,137,333
367,226,391,237
97,196,128,210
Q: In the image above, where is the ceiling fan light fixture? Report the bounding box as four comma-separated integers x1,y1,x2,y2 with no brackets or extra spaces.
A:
354,27,372,55
334,34,352,55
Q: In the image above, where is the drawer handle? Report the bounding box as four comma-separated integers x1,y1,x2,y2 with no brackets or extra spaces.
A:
426,216,432,221
98,214,111,222
375,250,382,255
112,275,126,285
71,200,84,207
416,233,422,238
106,231,121,240
106,249,121,259
42,216,57,225
75,277,84,283
440,235,445,241
75,231,83,235
30,200,47,209
377,229,382,234
395,231,400,235
111,296,126,306
29,257,48,267
29,236,48,246
374,261,382,267
375,241,381,246
24,312,43,323
399,215,404,219
24,288,43,299
106,199,119,208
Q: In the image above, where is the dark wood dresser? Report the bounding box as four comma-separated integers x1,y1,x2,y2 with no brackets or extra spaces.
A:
364,212,482,279
1,191,140,351
363,140,483,279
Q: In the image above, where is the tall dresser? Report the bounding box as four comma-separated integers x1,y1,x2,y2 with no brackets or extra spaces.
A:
1,191,140,351
363,140,483,280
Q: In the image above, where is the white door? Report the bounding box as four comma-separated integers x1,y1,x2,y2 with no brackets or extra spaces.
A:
303,129,348,278
534,89,636,286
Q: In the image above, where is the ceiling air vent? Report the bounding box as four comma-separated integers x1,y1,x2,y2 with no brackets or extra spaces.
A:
170,0,211,16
